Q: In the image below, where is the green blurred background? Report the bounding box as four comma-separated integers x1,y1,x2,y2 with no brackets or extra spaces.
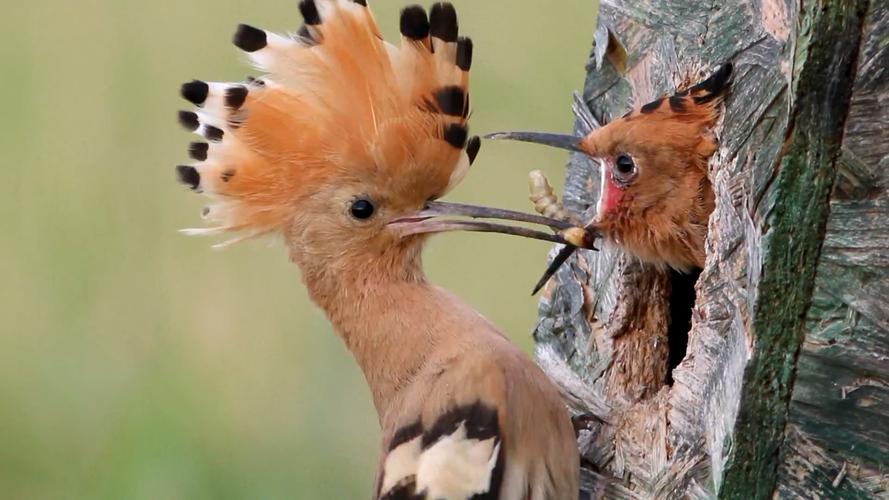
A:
0,1,597,497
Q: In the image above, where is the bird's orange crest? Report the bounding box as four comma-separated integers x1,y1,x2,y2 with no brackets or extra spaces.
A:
176,0,479,245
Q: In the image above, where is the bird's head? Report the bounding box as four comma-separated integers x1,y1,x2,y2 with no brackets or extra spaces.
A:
577,77,728,227
488,63,732,277
175,1,588,286
274,114,481,271
491,64,732,232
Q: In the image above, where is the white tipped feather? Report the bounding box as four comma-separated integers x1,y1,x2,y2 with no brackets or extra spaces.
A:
248,31,303,73
201,82,232,113
179,227,228,236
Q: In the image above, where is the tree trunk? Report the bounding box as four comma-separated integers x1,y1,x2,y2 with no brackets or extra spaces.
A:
533,0,887,497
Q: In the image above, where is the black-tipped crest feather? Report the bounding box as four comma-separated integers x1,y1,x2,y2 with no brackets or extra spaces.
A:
400,5,430,40
443,123,468,149
296,24,319,46
181,80,209,106
176,165,201,190
204,125,224,142
668,95,686,112
233,24,267,52
429,2,458,42
299,0,322,25
178,111,199,131
188,142,209,161
433,86,466,117
466,136,481,165
456,37,473,71
225,86,249,109
688,62,733,104
640,97,663,114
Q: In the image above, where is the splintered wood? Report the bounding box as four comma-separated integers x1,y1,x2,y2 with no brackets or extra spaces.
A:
533,0,886,498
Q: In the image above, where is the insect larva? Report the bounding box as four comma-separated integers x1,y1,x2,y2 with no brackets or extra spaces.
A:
528,170,570,222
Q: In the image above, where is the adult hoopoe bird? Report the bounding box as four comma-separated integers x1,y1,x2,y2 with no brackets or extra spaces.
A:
174,1,582,498
490,63,733,292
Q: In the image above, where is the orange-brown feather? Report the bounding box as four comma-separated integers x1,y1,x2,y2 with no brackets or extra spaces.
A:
176,4,580,498
581,64,731,271
178,0,473,242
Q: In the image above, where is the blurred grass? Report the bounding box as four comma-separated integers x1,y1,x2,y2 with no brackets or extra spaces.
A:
0,0,597,497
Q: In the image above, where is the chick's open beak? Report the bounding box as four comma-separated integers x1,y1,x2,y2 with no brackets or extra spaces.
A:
389,201,598,294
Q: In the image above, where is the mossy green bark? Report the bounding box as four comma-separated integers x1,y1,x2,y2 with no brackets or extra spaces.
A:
720,1,869,497
536,0,884,497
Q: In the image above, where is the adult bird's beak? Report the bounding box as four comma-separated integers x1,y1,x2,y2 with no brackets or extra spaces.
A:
482,131,594,293
391,132,593,294
389,201,598,293
484,131,585,153
388,201,597,294
389,201,596,251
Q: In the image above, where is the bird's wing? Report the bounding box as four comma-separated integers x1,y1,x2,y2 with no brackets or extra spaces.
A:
378,400,505,500
376,346,579,500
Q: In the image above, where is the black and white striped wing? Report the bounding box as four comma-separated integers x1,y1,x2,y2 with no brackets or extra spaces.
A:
378,401,505,500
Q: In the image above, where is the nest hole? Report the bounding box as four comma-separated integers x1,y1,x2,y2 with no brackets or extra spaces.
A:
665,269,701,385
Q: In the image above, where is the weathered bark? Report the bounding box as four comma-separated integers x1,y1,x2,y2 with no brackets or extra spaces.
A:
533,0,886,498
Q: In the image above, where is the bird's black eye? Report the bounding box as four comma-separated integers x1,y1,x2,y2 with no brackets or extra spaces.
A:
350,198,376,220
615,154,636,175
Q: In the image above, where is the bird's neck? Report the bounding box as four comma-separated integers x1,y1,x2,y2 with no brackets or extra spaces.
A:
296,244,456,421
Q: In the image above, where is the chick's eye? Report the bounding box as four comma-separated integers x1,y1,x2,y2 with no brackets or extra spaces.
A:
615,154,636,175
350,198,376,220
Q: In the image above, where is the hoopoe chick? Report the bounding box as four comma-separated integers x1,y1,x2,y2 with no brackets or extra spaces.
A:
490,64,733,288
174,2,579,498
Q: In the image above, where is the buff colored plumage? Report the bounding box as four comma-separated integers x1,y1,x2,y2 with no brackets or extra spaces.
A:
174,1,580,498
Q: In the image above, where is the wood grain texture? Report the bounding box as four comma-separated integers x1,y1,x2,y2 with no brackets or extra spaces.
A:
533,0,884,497
776,0,889,496
720,1,869,497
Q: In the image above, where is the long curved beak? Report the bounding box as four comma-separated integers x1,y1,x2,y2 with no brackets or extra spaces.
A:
391,133,593,293
389,201,596,248
484,131,585,153
389,201,598,294
392,198,596,255
481,131,593,292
